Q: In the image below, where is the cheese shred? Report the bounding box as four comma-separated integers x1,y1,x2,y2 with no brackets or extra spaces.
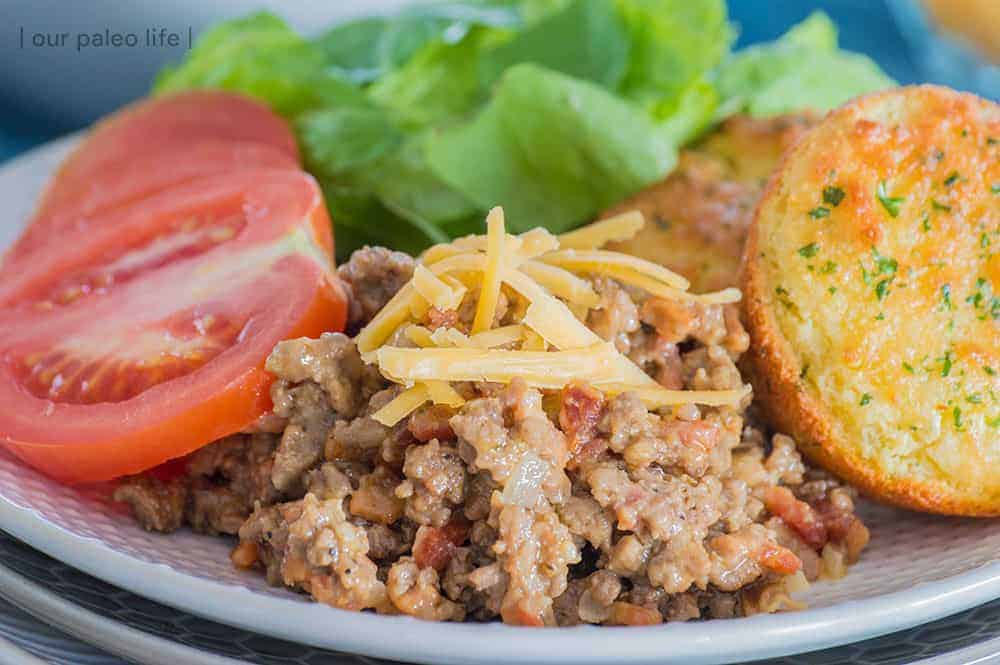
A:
472,207,506,333
372,384,430,426
356,207,748,409
557,210,646,250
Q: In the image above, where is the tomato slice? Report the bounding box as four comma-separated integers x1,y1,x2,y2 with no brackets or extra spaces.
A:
14,91,299,257
0,169,346,483
12,140,299,258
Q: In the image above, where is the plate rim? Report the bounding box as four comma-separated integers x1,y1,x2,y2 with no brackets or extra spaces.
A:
2,133,1000,665
0,555,240,665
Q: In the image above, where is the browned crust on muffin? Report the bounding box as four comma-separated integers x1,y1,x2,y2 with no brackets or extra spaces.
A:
741,85,1000,517
603,113,817,293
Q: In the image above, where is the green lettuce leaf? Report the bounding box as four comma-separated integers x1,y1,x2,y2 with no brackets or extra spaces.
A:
367,26,503,131
297,105,470,256
370,133,480,235
716,11,894,117
296,106,402,178
618,0,732,115
426,63,676,233
656,75,720,146
154,12,363,116
477,0,630,90
155,4,893,258
314,2,523,85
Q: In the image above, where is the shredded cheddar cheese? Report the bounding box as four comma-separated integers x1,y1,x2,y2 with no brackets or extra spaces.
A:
540,249,690,290
412,264,462,310
356,207,750,410
557,210,645,250
375,344,623,388
424,380,465,408
467,324,526,349
372,384,430,426
472,207,506,333
519,261,601,307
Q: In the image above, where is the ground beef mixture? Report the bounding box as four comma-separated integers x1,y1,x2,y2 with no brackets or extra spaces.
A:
115,246,869,626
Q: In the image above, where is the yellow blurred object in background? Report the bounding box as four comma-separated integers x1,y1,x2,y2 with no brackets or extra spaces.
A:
924,0,1000,63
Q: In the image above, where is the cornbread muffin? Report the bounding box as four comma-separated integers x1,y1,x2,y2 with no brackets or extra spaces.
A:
743,86,999,515
605,113,817,292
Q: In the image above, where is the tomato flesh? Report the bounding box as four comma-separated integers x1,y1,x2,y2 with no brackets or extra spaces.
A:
0,165,345,483
13,140,298,258
15,91,299,259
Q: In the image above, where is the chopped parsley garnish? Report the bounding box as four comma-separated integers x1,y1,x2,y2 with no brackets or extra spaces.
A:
941,350,953,377
861,263,872,285
982,233,991,248
952,406,963,430
967,278,988,309
875,279,891,301
820,260,837,274
966,394,982,404
860,248,899,302
931,199,951,212
774,286,794,309
828,286,837,295
859,393,872,406
985,366,996,376
902,362,915,374
941,283,952,310
875,312,885,320
822,186,845,207
873,248,897,276
943,171,960,187
800,364,809,379
921,214,931,232
798,242,820,259
992,183,1000,194
809,206,830,219
876,180,904,217
989,137,998,145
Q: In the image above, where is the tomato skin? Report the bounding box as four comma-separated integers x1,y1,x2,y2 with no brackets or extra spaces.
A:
12,91,300,260
0,167,347,484
12,141,299,258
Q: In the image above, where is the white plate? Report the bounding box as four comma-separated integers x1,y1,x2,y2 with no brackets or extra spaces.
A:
1,136,1000,665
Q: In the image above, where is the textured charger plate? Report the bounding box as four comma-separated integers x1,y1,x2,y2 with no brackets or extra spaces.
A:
1,136,1000,665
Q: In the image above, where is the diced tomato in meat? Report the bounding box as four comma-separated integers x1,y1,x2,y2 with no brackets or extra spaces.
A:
764,486,828,550
757,542,803,575
558,381,604,452
502,605,547,627
606,602,662,626
413,519,470,571
408,405,456,442
661,419,722,452
425,307,459,331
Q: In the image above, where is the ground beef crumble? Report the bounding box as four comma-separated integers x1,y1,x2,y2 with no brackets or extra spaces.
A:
115,245,869,626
